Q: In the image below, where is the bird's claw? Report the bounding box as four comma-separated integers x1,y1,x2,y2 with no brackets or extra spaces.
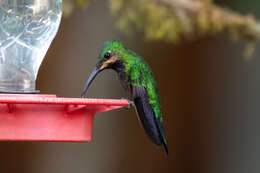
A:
128,100,135,109
120,98,134,109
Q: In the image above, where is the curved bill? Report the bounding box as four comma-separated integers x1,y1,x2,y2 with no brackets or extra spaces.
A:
81,66,101,97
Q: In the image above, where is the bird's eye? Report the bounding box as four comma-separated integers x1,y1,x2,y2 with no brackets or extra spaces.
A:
104,51,111,60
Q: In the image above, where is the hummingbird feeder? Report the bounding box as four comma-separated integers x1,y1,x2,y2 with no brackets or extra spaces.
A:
0,0,129,142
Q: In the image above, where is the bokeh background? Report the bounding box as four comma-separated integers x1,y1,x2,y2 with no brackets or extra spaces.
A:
1,0,260,173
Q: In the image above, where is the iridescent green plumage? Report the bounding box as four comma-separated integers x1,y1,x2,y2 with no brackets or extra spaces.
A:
82,41,168,155
101,41,162,119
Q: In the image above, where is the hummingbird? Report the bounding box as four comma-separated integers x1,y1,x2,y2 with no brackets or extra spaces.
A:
81,41,168,155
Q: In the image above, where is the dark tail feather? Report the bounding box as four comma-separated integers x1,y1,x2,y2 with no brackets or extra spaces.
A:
132,86,168,155
162,139,168,156
156,118,168,156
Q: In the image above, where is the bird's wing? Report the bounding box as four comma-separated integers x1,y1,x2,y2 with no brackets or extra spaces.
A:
132,85,168,154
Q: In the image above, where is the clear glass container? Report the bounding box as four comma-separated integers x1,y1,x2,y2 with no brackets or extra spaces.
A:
0,0,62,93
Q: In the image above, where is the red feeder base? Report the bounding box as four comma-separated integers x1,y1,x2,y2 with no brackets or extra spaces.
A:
0,94,129,142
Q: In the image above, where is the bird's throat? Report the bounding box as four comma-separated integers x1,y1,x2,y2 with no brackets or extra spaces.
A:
112,61,125,75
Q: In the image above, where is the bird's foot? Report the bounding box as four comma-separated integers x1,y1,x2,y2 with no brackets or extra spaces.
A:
120,98,134,109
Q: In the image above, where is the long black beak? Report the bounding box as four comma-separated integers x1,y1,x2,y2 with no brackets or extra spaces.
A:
81,66,101,97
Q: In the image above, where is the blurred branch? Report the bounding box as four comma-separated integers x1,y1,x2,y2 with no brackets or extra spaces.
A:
157,0,260,41
63,0,260,55
110,0,260,45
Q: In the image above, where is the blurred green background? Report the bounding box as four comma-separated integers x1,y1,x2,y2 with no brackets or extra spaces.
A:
1,0,260,173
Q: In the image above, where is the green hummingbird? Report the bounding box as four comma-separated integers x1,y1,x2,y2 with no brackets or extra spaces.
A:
81,41,168,155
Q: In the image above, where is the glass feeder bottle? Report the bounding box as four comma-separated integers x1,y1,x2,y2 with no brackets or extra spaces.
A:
0,0,62,93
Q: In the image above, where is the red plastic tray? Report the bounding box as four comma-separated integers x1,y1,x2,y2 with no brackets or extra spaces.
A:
0,94,129,142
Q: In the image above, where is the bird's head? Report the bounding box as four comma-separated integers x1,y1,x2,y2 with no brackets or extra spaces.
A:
97,40,126,71
81,40,126,97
